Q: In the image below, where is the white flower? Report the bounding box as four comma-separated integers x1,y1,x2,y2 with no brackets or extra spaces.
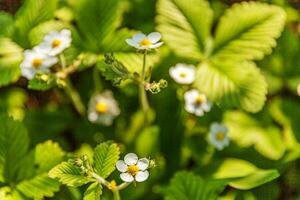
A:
20,48,58,80
116,153,150,183
184,89,212,116
209,123,230,150
88,91,120,126
169,63,196,84
126,32,163,50
38,29,72,56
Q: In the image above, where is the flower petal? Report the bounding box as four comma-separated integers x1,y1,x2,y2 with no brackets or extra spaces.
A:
147,32,161,43
149,42,163,49
135,171,149,182
124,153,138,165
116,160,128,172
125,39,139,48
136,158,149,171
132,33,146,42
120,173,134,182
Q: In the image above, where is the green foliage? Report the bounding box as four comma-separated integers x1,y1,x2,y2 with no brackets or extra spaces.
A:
48,161,92,187
164,171,226,200
83,182,103,200
28,74,57,91
12,0,59,47
93,141,120,178
0,115,29,182
157,0,285,112
0,38,23,87
212,2,286,61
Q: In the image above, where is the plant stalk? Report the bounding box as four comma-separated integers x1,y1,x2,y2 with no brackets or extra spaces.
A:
64,79,85,115
139,50,150,125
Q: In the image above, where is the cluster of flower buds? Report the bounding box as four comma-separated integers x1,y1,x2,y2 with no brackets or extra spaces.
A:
145,79,168,94
72,155,93,176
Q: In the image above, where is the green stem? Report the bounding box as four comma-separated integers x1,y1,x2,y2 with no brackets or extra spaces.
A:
93,66,102,93
139,50,150,125
64,79,85,115
113,190,121,200
59,54,67,69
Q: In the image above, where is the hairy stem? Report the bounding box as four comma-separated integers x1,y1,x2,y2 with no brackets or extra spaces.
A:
139,50,150,125
113,190,121,200
93,66,102,92
59,54,66,69
64,79,85,115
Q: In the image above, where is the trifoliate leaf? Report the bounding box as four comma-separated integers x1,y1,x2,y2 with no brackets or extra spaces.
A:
212,2,285,61
12,0,59,48
35,141,66,173
164,171,226,200
93,141,120,178
48,161,92,187
157,0,213,60
195,60,267,113
16,173,60,199
83,182,103,200
0,115,29,183
213,158,280,190
0,37,23,87
224,111,285,160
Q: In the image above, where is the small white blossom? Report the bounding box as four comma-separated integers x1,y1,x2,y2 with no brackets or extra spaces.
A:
126,32,163,50
88,91,120,126
209,123,230,150
116,153,150,183
184,89,212,116
169,63,196,84
38,29,72,56
20,48,58,80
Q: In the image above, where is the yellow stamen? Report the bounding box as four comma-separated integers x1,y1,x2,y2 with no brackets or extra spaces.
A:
127,165,139,176
179,72,187,78
139,38,151,47
52,39,61,48
108,180,117,190
194,95,206,105
95,102,108,113
32,58,43,69
215,132,225,141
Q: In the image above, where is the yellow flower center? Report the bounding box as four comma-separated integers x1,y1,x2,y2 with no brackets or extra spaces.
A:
108,180,117,190
179,72,187,78
127,165,139,176
194,95,206,105
139,38,151,47
215,132,225,141
32,58,43,69
52,39,61,48
95,102,108,113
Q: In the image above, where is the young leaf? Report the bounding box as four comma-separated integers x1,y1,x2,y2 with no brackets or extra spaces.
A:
48,161,92,187
93,141,120,178
164,171,226,200
195,60,267,112
0,115,29,183
0,37,23,87
157,0,213,60
28,74,56,91
12,0,59,48
16,173,60,199
83,182,103,200
35,141,66,173
212,2,286,61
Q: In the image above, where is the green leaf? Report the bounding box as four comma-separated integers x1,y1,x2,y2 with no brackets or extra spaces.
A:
0,37,23,87
213,158,280,190
224,111,285,160
16,173,60,199
157,0,213,60
83,182,102,200
0,115,29,183
28,74,56,91
74,0,123,52
164,171,226,200
93,141,120,178
212,2,285,61
195,60,267,112
49,161,92,187
12,0,59,47
35,141,66,173
0,12,13,36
